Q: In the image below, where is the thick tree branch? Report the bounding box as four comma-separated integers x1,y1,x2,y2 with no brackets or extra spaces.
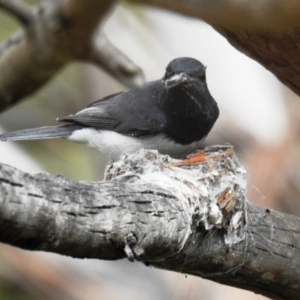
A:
0,0,144,112
131,0,300,30
0,146,300,300
132,0,300,97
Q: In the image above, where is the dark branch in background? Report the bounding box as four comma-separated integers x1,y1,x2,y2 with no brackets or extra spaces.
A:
0,146,300,300
0,0,299,112
0,0,34,26
0,0,144,112
132,0,300,97
87,32,145,88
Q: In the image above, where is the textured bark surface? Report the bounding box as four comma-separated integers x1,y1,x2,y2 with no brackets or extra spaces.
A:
1,146,300,300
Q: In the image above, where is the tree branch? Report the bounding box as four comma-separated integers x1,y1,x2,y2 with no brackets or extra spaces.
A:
87,32,145,88
132,0,300,97
0,0,144,112
1,0,300,111
0,146,300,299
0,0,34,26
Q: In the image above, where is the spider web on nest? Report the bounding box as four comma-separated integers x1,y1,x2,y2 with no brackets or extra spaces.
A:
105,145,247,248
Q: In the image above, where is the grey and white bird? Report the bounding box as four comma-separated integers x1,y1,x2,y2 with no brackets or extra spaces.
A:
0,57,219,160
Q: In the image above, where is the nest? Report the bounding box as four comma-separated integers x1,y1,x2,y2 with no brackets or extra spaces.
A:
105,145,247,246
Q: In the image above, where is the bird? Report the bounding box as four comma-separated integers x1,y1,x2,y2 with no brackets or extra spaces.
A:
0,57,219,160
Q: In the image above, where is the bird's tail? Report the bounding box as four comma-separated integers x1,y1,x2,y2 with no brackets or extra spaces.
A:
0,125,82,141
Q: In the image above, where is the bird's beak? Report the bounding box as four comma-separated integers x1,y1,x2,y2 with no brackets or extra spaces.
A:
164,73,188,88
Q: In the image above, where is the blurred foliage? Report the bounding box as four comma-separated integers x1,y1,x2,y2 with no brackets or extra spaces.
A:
0,12,19,39
0,0,40,39
0,279,36,300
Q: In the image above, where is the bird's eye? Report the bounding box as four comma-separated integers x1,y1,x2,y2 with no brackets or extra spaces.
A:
198,72,206,82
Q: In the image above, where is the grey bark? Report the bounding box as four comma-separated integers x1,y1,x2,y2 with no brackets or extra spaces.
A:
0,146,299,300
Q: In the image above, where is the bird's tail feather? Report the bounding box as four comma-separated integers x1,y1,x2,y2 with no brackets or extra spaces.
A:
0,125,82,141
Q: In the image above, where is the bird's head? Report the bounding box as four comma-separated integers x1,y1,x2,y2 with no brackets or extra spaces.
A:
163,57,207,88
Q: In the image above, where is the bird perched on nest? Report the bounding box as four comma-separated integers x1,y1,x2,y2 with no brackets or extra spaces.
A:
0,57,219,160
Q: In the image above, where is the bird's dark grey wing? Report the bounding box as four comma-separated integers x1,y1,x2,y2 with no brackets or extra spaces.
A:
86,92,123,107
58,81,166,136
